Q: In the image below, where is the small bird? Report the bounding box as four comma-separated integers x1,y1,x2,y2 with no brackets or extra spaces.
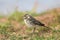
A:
23,14,48,33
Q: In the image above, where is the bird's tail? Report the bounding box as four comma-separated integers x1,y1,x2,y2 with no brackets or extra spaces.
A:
44,25,52,30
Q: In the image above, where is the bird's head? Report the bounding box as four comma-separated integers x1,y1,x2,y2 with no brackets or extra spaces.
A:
23,14,31,19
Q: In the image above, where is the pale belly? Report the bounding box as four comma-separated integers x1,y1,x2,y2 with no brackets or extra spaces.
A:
24,20,34,27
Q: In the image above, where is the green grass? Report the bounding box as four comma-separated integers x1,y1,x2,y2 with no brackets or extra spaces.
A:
0,22,60,40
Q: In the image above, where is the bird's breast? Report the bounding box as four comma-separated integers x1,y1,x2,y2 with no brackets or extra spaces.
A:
24,19,34,27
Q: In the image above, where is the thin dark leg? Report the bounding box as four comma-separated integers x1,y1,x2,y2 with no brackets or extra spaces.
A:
33,27,36,33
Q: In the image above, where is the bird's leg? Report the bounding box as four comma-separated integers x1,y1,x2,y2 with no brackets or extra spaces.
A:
33,27,36,33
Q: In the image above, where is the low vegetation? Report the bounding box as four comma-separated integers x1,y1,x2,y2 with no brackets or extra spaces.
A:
0,8,60,40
